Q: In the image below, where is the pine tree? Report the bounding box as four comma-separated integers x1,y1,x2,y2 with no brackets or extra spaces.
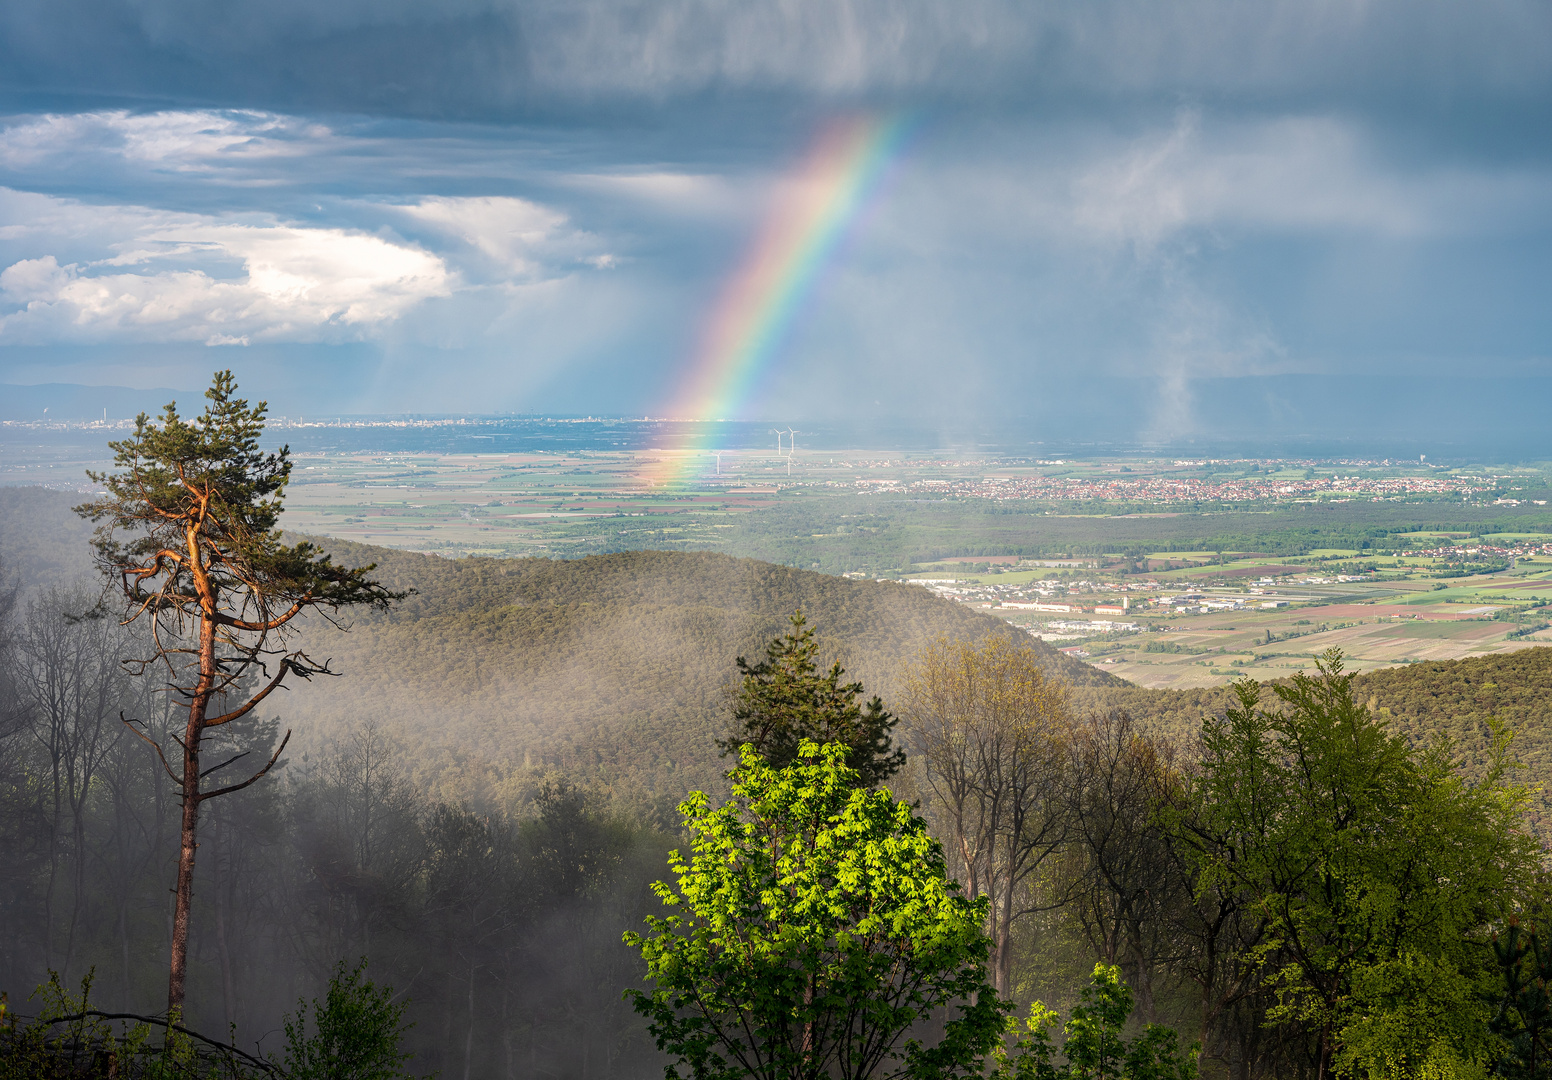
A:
76,370,401,1014
718,612,905,787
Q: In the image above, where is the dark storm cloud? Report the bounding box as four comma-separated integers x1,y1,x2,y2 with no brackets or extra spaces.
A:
1,0,1549,121
0,0,1549,447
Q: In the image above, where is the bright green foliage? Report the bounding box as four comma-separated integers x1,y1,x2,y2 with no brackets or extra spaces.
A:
1183,649,1538,1079
719,613,906,787
280,959,418,1080
623,741,1005,1080
995,965,1196,1080
1063,966,1131,1080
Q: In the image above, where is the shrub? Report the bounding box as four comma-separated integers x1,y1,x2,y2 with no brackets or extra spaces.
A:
278,961,418,1080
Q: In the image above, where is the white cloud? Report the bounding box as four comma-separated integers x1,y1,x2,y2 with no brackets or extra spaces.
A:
0,181,627,350
564,171,748,218
0,110,331,175
0,193,452,344
393,196,574,275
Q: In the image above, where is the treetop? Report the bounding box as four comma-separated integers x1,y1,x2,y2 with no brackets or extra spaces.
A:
76,370,402,629
720,612,906,787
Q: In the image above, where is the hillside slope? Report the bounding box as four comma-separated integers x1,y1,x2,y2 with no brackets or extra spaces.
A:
1081,650,1552,836
7,486,1549,833
280,543,1119,813
0,486,95,587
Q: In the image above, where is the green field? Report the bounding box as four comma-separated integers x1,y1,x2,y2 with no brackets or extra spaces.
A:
11,440,1552,689
256,451,1552,686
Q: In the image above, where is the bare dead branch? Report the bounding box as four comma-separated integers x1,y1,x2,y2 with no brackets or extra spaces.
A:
204,652,321,727
31,1011,278,1072
121,712,182,785
199,750,251,779
201,728,291,801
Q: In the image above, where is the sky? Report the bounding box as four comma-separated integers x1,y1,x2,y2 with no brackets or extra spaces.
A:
1,0,1550,447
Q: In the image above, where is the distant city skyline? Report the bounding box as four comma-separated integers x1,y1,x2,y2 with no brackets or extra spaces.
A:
0,1,1548,449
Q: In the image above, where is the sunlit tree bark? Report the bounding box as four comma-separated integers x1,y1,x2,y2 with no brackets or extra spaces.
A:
76,370,401,1014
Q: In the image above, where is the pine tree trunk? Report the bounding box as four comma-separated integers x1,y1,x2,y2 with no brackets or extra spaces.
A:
168,759,200,1014
168,575,214,1017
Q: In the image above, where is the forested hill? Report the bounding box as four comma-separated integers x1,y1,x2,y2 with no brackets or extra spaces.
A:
1081,649,1552,837
8,485,1552,832
0,485,95,585
282,541,1119,816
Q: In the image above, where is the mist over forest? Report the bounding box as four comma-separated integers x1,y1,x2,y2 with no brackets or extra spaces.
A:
2,0,1549,1067
0,485,1117,1079
7,459,1552,1080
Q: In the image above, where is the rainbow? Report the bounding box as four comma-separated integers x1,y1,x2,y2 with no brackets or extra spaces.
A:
645,113,913,484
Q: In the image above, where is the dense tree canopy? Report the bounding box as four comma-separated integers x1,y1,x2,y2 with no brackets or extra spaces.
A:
1177,650,1540,1080
625,741,1005,1080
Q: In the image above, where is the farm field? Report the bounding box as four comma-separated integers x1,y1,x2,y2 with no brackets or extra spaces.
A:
278,449,790,555
260,448,1552,563
1076,603,1552,688
10,429,1552,688
912,544,1552,686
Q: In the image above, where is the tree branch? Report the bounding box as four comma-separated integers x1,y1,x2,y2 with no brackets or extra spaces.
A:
121,712,182,785
200,750,250,780
32,1010,278,1072
205,653,332,727
217,593,313,633
201,729,290,801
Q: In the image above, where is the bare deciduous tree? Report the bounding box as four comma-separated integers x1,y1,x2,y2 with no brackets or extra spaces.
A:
903,636,1072,997
11,585,128,979
1062,710,1184,1023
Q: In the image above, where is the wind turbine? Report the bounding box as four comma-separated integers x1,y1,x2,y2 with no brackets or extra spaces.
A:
711,450,723,476
784,429,800,476
770,429,785,454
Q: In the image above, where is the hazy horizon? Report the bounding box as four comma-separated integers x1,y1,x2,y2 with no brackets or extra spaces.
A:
6,374,1552,461
1,0,1549,448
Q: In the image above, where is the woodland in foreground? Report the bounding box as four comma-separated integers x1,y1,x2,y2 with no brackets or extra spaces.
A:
3,383,1552,1080
5,567,1552,1079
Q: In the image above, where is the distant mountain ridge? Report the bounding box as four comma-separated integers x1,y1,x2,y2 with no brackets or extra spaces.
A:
5,485,1551,836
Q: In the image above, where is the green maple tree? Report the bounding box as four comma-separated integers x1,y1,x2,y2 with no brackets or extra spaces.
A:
625,741,1005,1080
